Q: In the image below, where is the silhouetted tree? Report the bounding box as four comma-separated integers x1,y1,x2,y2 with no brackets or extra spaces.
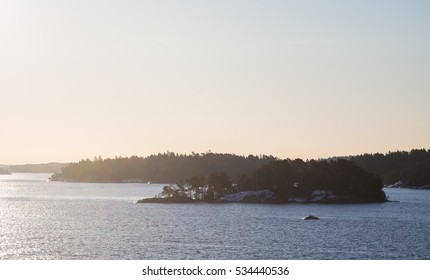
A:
351,149,430,187
207,172,233,200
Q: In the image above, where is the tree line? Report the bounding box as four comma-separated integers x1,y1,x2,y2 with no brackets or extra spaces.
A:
51,148,430,190
51,152,276,183
350,149,430,187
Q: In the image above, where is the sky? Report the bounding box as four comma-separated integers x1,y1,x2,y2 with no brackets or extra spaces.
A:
0,0,429,164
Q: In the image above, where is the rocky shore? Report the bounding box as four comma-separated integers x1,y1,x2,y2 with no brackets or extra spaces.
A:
386,181,430,190
136,196,195,203
136,189,387,204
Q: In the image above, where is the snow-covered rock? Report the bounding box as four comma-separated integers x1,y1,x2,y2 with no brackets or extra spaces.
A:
387,181,405,188
286,189,339,203
220,190,277,203
287,197,307,203
303,215,320,220
309,189,337,202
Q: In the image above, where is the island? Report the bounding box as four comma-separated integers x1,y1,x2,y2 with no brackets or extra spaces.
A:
0,168,11,175
137,158,387,204
7,162,66,173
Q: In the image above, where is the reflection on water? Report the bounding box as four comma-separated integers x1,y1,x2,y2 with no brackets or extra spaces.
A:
1,174,429,259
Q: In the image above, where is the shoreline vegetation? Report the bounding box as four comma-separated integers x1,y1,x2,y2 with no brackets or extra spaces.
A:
46,149,430,203
49,149,430,189
350,149,430,189
136,159,387,204
50,152,276,183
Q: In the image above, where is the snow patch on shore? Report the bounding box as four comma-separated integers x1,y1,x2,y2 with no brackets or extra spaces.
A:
309,189,337,202
287,189,338,203
221,190,276,203
386,181,405,188
287,197,307,203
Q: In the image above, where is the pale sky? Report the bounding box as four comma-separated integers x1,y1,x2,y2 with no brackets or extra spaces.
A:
1,0,429,164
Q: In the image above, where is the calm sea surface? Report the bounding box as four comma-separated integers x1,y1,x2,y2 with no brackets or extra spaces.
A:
1,173,429,260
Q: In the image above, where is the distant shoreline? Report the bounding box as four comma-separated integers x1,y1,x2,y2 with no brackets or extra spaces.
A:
0,168,11,175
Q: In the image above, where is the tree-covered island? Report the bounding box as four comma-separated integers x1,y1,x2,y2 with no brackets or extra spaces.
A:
137,158,387,204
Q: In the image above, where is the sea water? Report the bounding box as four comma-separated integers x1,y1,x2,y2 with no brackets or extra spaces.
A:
1,173,429,259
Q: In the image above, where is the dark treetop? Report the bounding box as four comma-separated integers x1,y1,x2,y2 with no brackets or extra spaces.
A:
139,158,387,204
350,149,430,187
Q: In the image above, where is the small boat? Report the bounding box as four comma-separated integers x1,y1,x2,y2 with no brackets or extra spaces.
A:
302,215,320,220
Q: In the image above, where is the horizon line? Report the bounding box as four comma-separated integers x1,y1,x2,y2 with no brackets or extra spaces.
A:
2,147,429,166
